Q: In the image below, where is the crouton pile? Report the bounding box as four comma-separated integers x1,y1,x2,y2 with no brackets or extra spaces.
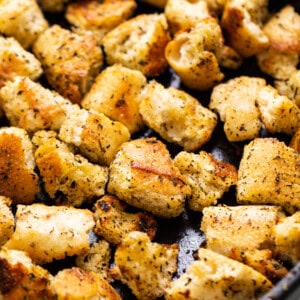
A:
0,0,299,299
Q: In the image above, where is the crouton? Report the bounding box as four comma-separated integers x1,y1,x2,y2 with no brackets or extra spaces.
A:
256,85,300,135
165,248,272,300
0,76,75,133
165,18,224,91
0,37,42,88
51,267,121,300
82,64,147,134
165,0,211,34
237,138,300,214
209,76,265,142
174,151,237,211
93,195,157,244
221,0,269,57
38,0,70,12
33,130,108,207
5,203,95,264
0,247,54,299
290,129,300,152
274,212,300,265
66,0,137,45
0,127,40,205
205,0,226,17
59,109,130,165
102,13,170,77
0,0,48,49
0,196,14,246
112,231,178,300
107,138,191,218
76,240,111,280
33,25,103,104
139,81,217,151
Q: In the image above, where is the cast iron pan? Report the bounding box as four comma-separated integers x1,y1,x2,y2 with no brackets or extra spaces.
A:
34,0,300,299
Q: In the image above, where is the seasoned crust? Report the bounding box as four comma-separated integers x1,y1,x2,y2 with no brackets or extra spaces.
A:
5,203,95,264
139,80,218,151
0,196,14,246
102,13,170,77
0,127,40,205
94,194,157,244
33,25,103,104
66,0,137,45
107,138,191,218
82,64,147,135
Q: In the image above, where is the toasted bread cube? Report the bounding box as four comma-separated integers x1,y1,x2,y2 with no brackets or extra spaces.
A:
165,0,211,34
107,138,191,218
263,5,300,55
0,37,42,88
257,47,299,80
82,64,147,134
0,127,40,205
139,81,217,151
290,129,300,152
274,212,300,265
0,76,75,133
0,196,14,246
66,0,136,45
0,248,53,299
51,268,121,300
76,240,111,280
0,0,48,49
237,138,300,213
94,195,157,244
33,25,103,104
221,0,269,57
165,248,272,300
38,0,70,12
275,70,300,107
165,18,224,91
201,205,283,257
112,231,178,300
5,203,95,264
33,130,108,207
102,13,170,77
209,76,265,142
174,151,237,211
257,85,300,135
59,109,130,165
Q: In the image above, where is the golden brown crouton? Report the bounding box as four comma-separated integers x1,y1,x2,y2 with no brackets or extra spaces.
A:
112,231,178,300
0,127,40,205
33,130,108,207
82,64,147,134
174,151,237,211
38,0,70,12
0,76,75,133
51,267,121,300
165,248,272,300
102,14,170,77
139,81,218,151
76,240,111,280
107,138,191,218
33,25,103,104
0,37,42,88
0,247,54,299
59,109,130,165
165,0,211,34
209,76,266,142
274,212,300,265
221,0,269,57
0,196,14,246
237,138,300,214
256,85,300,135
165,17,224,91
93,195,157,245
0,0,48,49
66,0,137,45
5,203,95,264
